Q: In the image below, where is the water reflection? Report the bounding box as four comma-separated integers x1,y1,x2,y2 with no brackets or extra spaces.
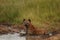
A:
0,33,26,40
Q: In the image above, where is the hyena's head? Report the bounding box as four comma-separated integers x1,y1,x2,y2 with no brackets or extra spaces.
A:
23,19,31,27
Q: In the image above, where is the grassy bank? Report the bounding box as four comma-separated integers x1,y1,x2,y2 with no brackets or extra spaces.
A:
0,0,60,30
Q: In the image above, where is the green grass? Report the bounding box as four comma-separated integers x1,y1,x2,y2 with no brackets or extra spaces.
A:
0,0,60,31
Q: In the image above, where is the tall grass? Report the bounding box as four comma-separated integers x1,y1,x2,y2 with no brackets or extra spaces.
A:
0,0,60,30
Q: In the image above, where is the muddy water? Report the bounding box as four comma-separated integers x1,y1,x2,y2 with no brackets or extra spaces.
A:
0,33,26,40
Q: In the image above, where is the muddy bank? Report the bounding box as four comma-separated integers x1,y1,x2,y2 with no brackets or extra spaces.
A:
0,24,21,34
26,34,60,40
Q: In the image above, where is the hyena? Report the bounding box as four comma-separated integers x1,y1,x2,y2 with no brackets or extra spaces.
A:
20,19,49,36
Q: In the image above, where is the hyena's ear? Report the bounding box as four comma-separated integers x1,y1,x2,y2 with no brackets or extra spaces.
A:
28,19,31,22
23,19,26,22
